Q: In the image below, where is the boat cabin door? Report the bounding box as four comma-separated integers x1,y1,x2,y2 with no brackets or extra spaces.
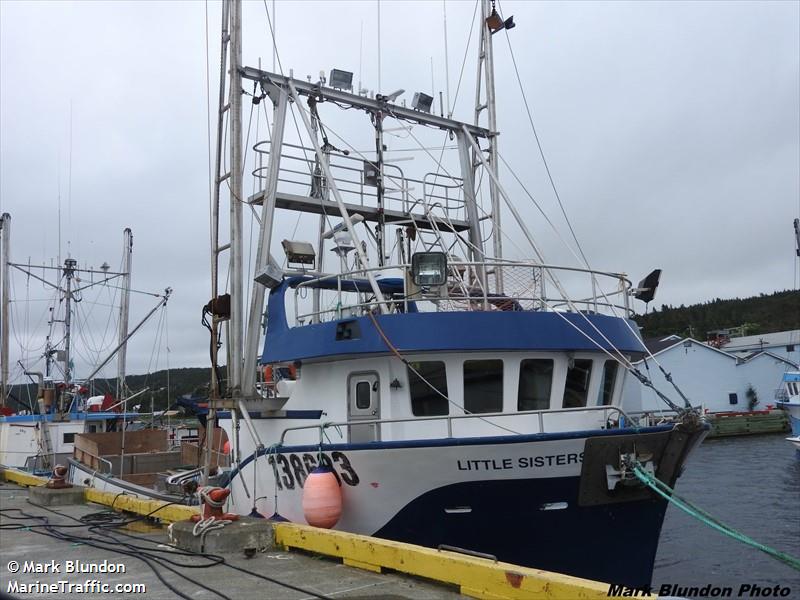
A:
348,372,380,443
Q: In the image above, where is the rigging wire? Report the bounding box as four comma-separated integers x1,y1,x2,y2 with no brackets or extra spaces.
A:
497,0,590,270
488,4,668,349
376,109,690,410
442,0,451,116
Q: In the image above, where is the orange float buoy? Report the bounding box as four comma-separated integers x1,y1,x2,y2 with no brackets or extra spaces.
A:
302,467,342,528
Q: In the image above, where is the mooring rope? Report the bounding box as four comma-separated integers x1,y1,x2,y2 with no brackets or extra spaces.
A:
630,462,800,572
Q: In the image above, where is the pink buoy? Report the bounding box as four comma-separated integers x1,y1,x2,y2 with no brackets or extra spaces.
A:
223,440,231,454
302,467,342,528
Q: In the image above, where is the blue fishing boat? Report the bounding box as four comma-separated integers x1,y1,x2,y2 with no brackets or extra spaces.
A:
777,372,800,452
195,0,710,588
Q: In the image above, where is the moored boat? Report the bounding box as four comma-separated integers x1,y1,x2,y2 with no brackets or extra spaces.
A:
776,372,800,453
200,0,709,588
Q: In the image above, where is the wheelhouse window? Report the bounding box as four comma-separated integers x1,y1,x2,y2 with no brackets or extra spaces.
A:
464,360,503,414
597,360,619,406
518,359,553,411
408,361,449,416
563,359,593,408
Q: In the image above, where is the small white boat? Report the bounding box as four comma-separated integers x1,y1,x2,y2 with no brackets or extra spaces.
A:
776,372,800,453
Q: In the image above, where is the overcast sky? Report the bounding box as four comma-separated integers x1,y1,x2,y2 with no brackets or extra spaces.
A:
1,0,798,382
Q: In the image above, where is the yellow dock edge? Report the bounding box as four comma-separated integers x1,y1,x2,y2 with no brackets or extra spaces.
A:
274,522,630,600
1,470,638,599
0,466,47,487
1,468,198,524
83,488,199,524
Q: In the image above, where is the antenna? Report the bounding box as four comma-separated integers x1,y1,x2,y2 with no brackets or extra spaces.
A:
358,20,363,94
68,100,73,258
377,0,382,92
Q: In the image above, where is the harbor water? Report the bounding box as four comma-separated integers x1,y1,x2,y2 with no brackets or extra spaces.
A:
653,433,800,597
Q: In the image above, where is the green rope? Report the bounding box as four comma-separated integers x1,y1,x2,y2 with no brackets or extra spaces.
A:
632,464,800,572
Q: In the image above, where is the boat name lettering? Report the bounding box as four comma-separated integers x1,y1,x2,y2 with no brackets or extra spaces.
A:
457,453,583,471
267,451,360,490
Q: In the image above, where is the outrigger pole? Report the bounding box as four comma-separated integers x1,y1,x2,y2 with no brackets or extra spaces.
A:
117,228,133,400
0,213,9,406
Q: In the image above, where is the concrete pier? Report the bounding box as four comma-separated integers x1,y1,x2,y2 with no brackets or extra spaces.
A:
28,484,86,506
2,468,614,599
0,480,463,600
169,517,275,554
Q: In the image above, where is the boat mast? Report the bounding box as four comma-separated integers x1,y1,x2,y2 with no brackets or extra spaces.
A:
0,213,9,406
475,0,503,291
116,228,133,399
228,0,244,398
62,257,77,387
373,109,386,266
242,79,288,396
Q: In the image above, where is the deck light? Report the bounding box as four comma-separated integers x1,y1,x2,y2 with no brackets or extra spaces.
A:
329,69,353,91
486,1,515,35
254,262,284,288
411,92,434,113
281,240,316,268
411,252,447,287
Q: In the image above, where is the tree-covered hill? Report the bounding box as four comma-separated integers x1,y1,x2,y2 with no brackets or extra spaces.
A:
6,290,798,412
7,366,218,413
634,289,799,339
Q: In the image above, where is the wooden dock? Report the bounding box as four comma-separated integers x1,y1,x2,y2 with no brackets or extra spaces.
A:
706,409,790,438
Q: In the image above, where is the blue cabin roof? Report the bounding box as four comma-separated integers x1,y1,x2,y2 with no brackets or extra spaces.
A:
0,411,141,423
261,278,646,364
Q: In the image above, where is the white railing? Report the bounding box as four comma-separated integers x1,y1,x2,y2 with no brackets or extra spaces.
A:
253,142,464,221
72,448,114,474
292,260,633,325
278,405,634,446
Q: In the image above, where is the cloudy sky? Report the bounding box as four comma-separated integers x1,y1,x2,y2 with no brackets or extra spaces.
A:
1,0,798,381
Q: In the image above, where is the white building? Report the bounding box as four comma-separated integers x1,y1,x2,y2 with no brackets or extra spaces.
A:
718,329,799,363
622,335,799,415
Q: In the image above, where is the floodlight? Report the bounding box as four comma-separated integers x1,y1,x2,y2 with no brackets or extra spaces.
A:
329,69,353,91
411,252,447,287
411,92,433,113
281,240,316,267
363,161,379,186
486,1,515,35
254,263,284,288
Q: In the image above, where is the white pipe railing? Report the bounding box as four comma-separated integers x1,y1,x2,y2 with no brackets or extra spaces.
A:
278,405,633,446
291,260,634,325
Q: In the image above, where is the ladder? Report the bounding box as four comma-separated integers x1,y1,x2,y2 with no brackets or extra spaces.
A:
36,398,55,471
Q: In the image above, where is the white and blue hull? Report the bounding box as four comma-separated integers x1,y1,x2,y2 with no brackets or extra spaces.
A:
224,422,705,587
777,399,800,454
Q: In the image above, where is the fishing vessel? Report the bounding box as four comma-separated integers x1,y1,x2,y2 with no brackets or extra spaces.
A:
198,0,708,587
0,216,185,489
